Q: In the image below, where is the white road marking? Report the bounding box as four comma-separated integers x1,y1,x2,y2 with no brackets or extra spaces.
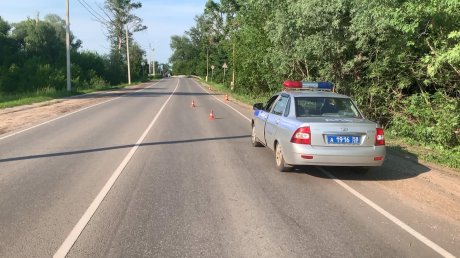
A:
192,78,455,258
0,81,161,141
192,80,251,122
53,79,180,258
318,167,455,258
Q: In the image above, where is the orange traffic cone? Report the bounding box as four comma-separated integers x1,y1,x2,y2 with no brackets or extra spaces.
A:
191,99,196,108
209,110,215,120
225,94,229,101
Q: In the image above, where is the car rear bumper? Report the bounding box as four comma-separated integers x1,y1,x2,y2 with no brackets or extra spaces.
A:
283,144,386,167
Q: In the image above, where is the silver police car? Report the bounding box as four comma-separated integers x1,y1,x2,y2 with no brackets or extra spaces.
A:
251,81,386,172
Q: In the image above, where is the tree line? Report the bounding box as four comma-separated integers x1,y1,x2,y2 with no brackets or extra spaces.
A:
169,0,459,149
0,0,167,95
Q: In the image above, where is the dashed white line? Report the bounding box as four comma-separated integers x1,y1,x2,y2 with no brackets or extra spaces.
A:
192,78,455,258
53,79,180,258
0,81,161,141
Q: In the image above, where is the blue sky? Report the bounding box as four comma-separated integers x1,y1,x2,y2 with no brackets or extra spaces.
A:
0,0,207,63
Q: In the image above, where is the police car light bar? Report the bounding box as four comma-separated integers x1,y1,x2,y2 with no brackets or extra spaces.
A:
283,81,333,91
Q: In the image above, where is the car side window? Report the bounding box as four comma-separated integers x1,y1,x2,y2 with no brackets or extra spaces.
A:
283,97,291,117
272,95,289,115
265,95,279,112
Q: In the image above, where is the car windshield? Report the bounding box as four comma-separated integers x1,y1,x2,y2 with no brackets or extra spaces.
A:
295,97,362,118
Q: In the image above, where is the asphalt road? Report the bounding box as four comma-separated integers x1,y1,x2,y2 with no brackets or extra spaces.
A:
0,78,458,257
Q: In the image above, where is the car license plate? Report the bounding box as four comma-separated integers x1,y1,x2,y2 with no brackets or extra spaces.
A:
327,135,360,144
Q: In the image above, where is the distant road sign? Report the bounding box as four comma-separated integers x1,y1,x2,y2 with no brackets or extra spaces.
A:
222,63,228,69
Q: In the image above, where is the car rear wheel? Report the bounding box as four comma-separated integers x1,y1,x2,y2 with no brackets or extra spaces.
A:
251,125,263,147
275,143,292,172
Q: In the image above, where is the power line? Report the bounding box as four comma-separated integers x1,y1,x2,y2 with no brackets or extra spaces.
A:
95,2,114,24
76,0,108,24
81,0,109,23
77,0,106,24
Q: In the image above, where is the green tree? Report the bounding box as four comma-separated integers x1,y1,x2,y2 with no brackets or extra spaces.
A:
104,0,146,52
169,0,459,148
169,35,197,75
128,42,147,81
0,14,132,93
12,19,64,64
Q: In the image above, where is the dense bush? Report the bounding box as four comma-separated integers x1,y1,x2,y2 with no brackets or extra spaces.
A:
170,0,460,150
390,92,459,147
0,14,150,94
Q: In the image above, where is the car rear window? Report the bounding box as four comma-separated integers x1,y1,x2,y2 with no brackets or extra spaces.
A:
295,97,362,118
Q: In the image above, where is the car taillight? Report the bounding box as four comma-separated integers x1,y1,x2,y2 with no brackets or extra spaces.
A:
375,128,385,146
291,127,311,145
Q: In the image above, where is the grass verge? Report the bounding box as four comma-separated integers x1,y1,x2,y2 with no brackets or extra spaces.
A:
386,133,460,171
0,89,74,109
197,77,271,106
197,77,460,172
0,82,143,109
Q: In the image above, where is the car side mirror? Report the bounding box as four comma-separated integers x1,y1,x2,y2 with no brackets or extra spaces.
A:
253,103,264,110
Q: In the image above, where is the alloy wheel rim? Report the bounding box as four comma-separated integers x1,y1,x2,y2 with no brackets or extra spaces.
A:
276,145,282,166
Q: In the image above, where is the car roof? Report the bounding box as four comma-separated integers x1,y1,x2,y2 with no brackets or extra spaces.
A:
279,90,350,99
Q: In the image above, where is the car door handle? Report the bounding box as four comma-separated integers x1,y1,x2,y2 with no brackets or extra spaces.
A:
275,119,280,125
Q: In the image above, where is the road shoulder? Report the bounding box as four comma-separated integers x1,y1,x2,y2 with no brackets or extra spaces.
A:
0,83,153,136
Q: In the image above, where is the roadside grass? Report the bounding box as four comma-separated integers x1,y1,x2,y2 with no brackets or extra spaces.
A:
0,88,74,109
386,133,460,171
0,81,144,109
196,77,460,172
197,77,271,106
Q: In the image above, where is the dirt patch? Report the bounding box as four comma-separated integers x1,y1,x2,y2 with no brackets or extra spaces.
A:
373,153,460,223
0,83,150,136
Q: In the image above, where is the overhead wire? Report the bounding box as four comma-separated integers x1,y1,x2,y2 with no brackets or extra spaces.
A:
81,0,110,23
76,0,108,25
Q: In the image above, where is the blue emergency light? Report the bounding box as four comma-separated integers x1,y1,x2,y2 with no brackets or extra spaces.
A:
302,82,334,90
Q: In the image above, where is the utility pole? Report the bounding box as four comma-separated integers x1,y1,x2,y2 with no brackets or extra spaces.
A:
151,45,155,76
148,44,152,74
126,25,131,84
206,48,209,82
65,0,71,92
232,43,235,91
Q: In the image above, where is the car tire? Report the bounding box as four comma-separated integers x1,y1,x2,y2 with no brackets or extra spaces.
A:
275,143,292,172
251,125,263,147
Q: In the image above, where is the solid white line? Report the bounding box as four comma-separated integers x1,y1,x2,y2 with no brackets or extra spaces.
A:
192,79,251,122
53,79,180,258
317,167,455,258
0,81,161,141
192,79,455,258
